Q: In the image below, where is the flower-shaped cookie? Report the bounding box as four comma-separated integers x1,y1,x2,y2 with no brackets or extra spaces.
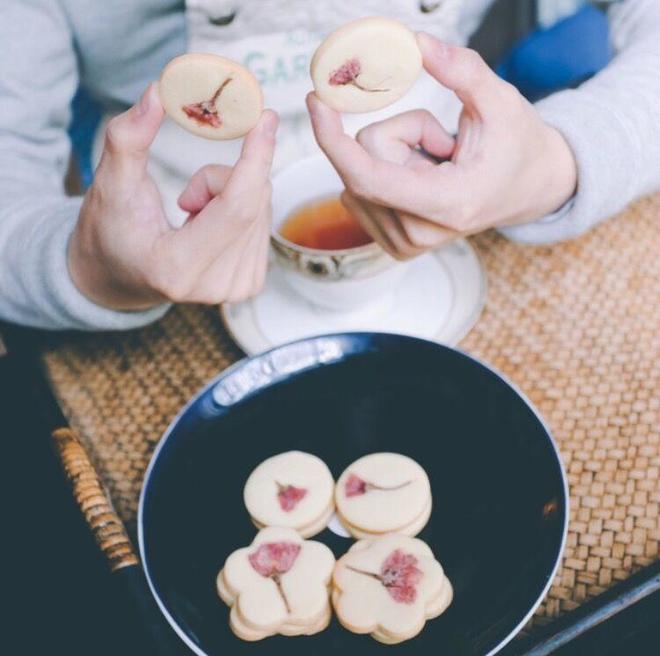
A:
217,526,335,641
333,533,453,644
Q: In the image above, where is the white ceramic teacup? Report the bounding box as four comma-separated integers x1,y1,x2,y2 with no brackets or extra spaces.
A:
270,154,408,312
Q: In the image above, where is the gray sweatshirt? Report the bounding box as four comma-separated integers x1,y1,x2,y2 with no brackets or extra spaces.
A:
0,0,659,330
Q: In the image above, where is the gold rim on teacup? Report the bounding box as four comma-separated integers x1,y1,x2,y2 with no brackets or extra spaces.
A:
270,230,395,282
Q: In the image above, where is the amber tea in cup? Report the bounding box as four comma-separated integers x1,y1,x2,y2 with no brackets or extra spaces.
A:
271,155,407,312
279,197,373,250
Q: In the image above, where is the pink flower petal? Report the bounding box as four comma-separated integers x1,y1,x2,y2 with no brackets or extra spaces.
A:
329,58,362,86
345,473,367,497
278,485,307,512
248,542,301,578
182,101,221,127
380,549,423,604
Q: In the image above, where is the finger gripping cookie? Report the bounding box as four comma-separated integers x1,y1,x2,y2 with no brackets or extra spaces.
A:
332,534,453,644
244,451,335,537
310,17,423,113
159,53,263,140
218,526,335,641
336,453,432,537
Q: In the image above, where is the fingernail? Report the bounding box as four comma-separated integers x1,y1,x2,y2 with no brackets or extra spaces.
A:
435,42,450,58
261,111,278,137
306,92,323,114
137,84,153,116
418,32,448,57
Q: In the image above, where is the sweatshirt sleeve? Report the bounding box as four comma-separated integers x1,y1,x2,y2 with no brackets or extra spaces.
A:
500,0,660,244
0,0,169,330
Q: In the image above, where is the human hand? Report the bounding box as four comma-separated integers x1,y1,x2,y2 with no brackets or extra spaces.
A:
69,83,278,309
307,33,577,259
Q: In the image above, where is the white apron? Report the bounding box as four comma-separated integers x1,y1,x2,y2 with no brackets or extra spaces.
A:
147,0,478,226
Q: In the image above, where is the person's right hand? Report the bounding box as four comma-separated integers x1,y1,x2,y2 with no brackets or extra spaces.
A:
69,83,278,311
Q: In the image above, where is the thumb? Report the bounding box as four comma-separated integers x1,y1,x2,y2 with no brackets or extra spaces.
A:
417,33,502,116
100,82,164,180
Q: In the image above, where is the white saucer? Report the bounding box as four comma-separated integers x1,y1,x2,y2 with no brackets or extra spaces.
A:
221,239,487,355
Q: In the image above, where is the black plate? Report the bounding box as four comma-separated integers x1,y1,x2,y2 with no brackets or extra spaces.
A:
139,333,567,655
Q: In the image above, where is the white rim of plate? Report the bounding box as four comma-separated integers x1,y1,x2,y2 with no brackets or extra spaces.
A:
221,239,488,355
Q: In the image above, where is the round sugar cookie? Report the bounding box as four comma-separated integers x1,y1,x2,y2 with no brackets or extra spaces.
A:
332,533,452,644
340,496,433,540
310,17,422,113
244,451,335,536
335,453,431,535
253,501,336,539
159,53,263,140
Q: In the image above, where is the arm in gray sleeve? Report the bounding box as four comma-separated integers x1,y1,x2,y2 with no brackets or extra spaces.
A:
500,0,660,244
0,0,168,330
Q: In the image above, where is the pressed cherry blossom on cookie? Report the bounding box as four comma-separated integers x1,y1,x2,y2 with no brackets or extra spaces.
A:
328,58,390,93
248,541,301,577
345,473,367,497
344,472,412,497
276,482,308,511
248,541,301,612
380,549,424,603
182,101,220,127
182,77,232,127
329,58,362,85
346,548,423,604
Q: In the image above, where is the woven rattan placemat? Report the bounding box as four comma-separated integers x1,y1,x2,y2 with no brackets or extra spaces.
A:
42,196,659,625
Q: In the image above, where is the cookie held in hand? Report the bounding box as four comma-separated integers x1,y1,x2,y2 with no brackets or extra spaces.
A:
159,53,263,140
218,526,335,641
310,17,422,113
332,533,453,644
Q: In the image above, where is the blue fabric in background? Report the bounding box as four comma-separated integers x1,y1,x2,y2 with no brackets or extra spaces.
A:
496,5,612,101
68,88,102,189
68,5,612,188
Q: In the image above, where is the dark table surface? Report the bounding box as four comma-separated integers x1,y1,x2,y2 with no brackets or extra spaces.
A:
3,325,659,655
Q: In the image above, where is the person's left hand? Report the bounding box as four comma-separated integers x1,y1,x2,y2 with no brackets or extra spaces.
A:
306,32,577,259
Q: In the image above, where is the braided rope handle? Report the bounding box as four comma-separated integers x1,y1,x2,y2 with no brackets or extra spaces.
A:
53,427,139,572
